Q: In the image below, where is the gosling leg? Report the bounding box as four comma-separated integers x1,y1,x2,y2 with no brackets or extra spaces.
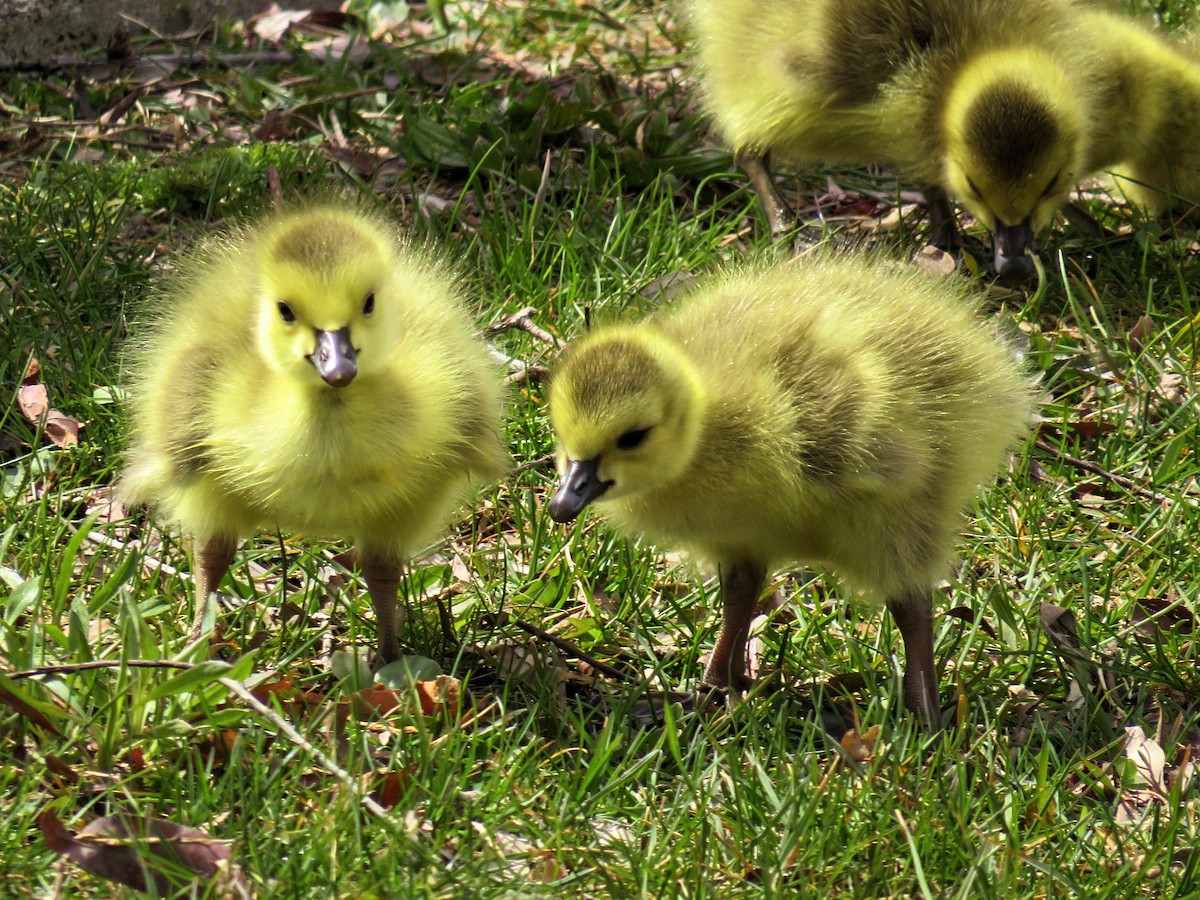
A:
704,561,767,693
886,590,941,731
359,550,404,665
737,149,797,238
923,184,960,252
191,534,237,637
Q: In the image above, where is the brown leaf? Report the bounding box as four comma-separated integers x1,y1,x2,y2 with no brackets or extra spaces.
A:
1124,726,1167,795
353,685,403,716
17,383,48,421
367,768,413,809
43,410,81,447
1039,603,1083,654
415,675,461,718
912,245,957,277
40,811,249,895
21,356,40,385
1128,315,1156,348
15,365,83,447
840,725,880,762
1158,373,1186,406
1132,597,1194,639
0,681,61,735
944,605,998,640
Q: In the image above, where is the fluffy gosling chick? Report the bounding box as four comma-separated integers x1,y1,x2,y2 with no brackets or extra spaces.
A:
546,256,1032,728
120,205,507,663
1075,9,1200,216
688,0,1096,282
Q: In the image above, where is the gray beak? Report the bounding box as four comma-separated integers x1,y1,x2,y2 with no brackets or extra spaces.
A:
548,457,611,523
993,221,1036,285
309,327,356,387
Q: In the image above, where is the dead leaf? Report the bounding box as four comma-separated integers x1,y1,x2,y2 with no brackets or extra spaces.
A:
944,605,998,640
414,675,461,718
1128,315,1156,347
840,725,880,762
253,8,314,43
353,685,404,716
1131,597,1194,639
43,410,81,447
16,383,47,421
1124,726,1167,795
40,811,250,896
0,681,61,735
912,245,956,277
367,768,413,809
1157,373,1186,406
15,363,83,447
1040,603,1083,654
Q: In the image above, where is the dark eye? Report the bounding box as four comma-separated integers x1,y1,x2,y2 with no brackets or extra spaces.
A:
1040,171,1063,199
278,301,296,323
965,176,983,199
616,427,650,450
362,292,375,316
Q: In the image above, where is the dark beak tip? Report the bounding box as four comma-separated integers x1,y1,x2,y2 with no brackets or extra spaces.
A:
995,253,1036,285
310,327,357,387
546,497,579,524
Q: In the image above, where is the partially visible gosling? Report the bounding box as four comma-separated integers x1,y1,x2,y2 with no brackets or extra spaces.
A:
1076,9,1200,216
688,0,1101,282
120,204,508,663
546,255,1032,728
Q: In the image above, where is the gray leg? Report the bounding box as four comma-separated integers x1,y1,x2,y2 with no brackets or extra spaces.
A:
359,550,403,665
737,149,797,238
703,561,767,692
195,535,237,602
887,590,941,731
191,535,237,637
923,184,960,251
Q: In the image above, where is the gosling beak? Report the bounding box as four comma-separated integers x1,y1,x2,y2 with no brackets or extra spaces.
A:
309,327,357,387
993,221,1037,286
548,457,611,523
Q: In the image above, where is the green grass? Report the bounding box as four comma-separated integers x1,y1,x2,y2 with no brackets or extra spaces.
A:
2,2,1199,896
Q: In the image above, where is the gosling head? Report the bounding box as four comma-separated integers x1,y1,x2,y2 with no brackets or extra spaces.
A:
943,49,1083,284
546,328,706,523
255,209,399,388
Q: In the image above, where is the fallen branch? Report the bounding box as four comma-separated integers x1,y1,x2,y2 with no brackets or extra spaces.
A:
484,306,562,348
1034,437,1180,506
503,615,632,683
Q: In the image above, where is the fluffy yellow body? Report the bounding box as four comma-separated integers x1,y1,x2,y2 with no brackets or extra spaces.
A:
548,255,1034,726
120,205,507,661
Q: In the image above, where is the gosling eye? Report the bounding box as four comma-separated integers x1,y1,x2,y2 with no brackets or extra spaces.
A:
965,176,983,200
362,291,375,316
278,301,296,323
616,427,651,451
1039,171,1063,199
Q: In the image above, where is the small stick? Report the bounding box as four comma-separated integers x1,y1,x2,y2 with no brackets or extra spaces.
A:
1035,437,1178,505
508,453,555,477
484,306,562,348
503,363,550,386
83,530,185,581
505,616,631,683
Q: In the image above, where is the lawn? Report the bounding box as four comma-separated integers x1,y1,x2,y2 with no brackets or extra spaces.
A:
1,1,1198,896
